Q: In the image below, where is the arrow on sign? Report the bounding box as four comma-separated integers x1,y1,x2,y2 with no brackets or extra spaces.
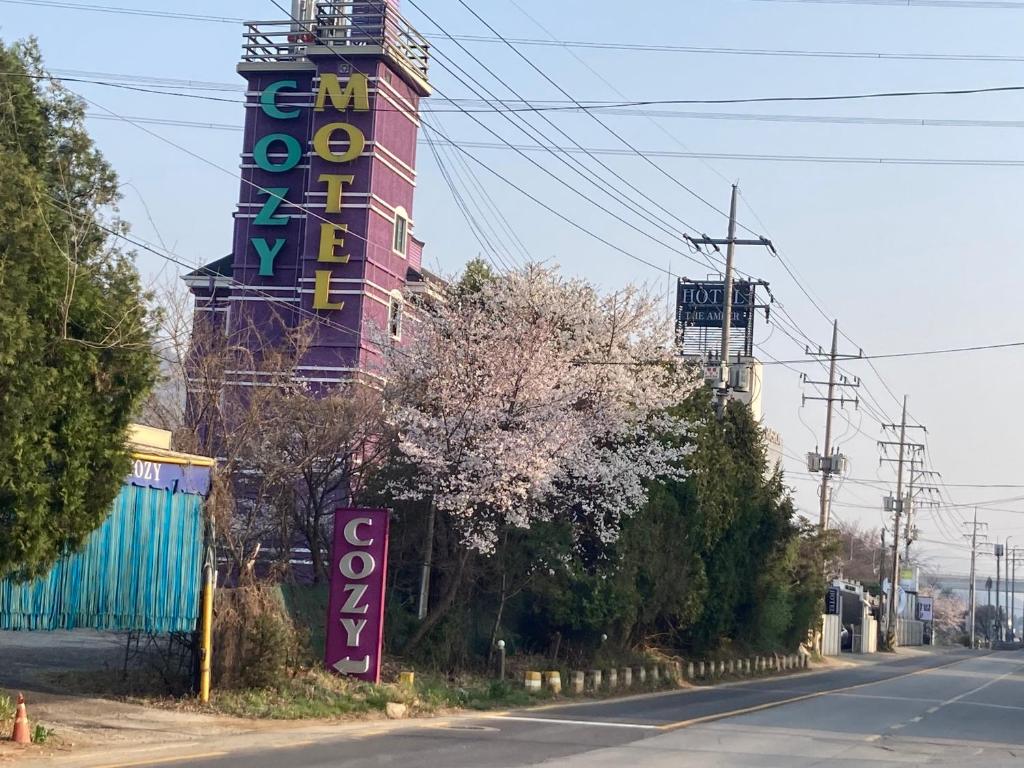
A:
332,656,370,675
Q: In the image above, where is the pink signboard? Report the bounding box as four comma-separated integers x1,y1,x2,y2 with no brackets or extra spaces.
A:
325,508,390,683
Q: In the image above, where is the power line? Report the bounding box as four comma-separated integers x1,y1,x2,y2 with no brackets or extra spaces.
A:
430,139,1024,168
416,84,1024,109
747,0,1024,8
402,0,717,270
761,339,1024,364
444,0,736,229
0,0,241,21
439,33,1024,63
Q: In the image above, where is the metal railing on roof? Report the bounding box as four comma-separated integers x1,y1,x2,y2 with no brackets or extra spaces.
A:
241,1,429,81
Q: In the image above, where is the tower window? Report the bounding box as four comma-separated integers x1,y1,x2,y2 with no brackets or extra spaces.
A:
393,207,408,256
388,292,403,340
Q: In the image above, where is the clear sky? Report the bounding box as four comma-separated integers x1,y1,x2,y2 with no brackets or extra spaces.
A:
5,0,1024,583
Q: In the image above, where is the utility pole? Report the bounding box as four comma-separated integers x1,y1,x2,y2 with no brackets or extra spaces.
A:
881,395,928,649
1005,537,1014,641
963,509,988,649
803,321,861,532
986,576,993,642
692,184,771,418
996,541,1004,642
1003,543,1020,642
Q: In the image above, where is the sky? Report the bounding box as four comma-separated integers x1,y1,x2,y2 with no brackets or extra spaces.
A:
5,0,1024,585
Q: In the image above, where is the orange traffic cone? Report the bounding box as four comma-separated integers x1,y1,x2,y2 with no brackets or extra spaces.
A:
11,693,30,744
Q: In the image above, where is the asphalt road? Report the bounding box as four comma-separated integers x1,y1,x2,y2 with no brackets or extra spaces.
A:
101,649,1024,768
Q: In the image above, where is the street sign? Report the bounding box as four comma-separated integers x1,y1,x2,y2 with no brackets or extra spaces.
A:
325,508,390,684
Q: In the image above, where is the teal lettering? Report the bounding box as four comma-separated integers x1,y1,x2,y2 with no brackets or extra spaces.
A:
253,133,302,173
260,79,300,120
255,188,290,226
252,237,286,276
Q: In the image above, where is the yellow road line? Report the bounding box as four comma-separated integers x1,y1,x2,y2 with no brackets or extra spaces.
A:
92,751,227,768
657,653,983,732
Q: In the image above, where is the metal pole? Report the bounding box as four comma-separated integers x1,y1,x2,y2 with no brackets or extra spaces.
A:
716,184,739,418
968,508,978,649
886,396,909,649
819,319,839,532
199,564,214,704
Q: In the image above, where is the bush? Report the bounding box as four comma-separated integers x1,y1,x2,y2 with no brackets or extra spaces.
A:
213,586,301,690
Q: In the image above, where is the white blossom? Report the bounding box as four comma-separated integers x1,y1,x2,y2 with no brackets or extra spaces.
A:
380,265,699,553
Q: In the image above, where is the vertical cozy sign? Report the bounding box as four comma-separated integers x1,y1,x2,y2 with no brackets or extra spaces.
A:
325,507,390,683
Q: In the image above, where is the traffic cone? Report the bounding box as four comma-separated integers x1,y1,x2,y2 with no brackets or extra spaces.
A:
11,693,30,744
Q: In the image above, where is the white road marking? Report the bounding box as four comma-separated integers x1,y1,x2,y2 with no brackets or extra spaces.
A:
494,715,660,730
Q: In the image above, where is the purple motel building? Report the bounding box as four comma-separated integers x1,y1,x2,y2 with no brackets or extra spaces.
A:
185,1,436,396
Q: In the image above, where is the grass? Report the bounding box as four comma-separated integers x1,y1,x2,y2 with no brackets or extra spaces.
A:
208,669,552,720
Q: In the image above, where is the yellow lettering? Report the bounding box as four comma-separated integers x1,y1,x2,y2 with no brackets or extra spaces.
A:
315,73,370,112
318,173,355,213
313,122,365,164
318,223,350,263
313,270,344,310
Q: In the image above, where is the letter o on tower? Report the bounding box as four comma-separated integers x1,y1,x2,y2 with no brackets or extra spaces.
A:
339,551,376,580
312,122,366,164
253,133,303,173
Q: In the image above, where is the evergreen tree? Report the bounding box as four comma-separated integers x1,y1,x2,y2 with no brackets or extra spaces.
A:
0,40,156,579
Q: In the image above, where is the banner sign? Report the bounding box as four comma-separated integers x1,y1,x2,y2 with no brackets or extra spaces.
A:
677,280,754,328
325,508,390,683
917,596,934,622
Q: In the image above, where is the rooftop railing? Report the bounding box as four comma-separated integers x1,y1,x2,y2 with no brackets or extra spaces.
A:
241,1,429,81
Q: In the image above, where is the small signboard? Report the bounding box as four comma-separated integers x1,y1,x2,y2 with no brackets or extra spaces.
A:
127,459,211,495
325,508,390,684
917,596,934,622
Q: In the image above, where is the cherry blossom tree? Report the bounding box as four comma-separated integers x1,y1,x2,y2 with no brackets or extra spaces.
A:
379,264,698,645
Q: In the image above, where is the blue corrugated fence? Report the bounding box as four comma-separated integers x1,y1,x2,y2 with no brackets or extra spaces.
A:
0,485,206,632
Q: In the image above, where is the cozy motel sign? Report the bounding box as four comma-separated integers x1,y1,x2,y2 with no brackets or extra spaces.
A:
325,508,390,683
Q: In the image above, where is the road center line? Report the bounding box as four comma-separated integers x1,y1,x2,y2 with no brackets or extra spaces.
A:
493,715,660,730
92,752,228,768
657,653,981,732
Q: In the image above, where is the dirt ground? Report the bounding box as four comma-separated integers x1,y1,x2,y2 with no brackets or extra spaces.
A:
0,630,265,759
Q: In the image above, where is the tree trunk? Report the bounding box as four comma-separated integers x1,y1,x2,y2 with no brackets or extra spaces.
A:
416,501,436,620
406,548,470,653
487,572,508,665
